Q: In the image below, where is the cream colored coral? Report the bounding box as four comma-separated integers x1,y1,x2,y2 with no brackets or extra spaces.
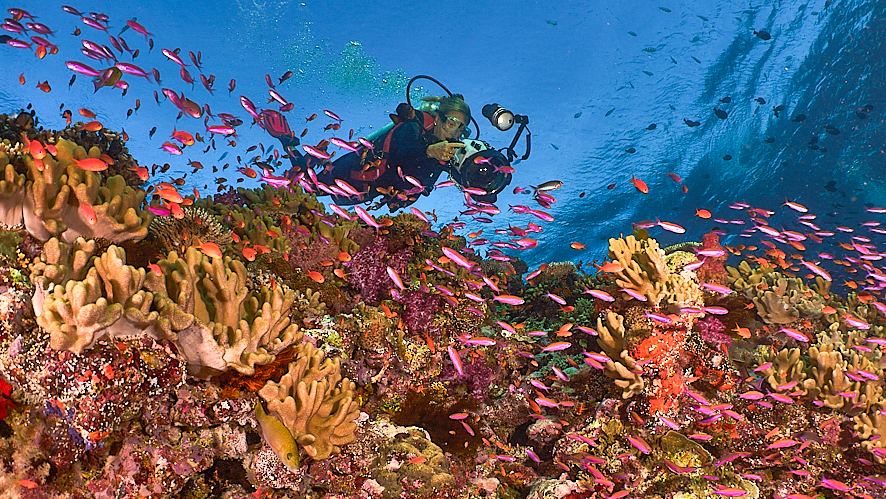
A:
145,247,301,376
259,342,359,460
35,243,165,352
17,139,150,243
607,235,668,306
855,410,886,463
760,348,809,396
596,311,645,398
0,160,25,228
38,267,123,352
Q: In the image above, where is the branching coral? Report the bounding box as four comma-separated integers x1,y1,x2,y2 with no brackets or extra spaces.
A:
258,341,360,461
606,235,669,306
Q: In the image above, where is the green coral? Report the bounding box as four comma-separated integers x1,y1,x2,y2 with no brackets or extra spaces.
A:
728,261,825,324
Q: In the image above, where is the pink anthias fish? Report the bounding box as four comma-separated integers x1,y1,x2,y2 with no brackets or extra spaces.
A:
259,169,290,188
354,206,382,230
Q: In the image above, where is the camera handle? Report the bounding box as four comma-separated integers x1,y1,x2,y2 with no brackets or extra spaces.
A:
505,115,531,162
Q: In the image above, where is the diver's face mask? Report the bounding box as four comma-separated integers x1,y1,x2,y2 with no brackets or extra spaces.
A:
441,114,469,140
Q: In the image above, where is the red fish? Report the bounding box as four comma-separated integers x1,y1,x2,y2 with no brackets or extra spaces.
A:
73,158,108,171
630,174,648,193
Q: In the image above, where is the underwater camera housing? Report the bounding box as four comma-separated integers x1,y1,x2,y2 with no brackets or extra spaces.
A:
449,139,512,197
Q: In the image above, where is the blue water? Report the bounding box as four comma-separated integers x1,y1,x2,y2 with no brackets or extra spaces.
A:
2,0,881,268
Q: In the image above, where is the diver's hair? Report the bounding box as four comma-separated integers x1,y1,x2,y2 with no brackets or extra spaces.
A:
421,94,471,125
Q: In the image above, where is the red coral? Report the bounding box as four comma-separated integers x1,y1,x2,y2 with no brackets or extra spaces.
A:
631,326,688,413
696,231,727,285
0,377,12,419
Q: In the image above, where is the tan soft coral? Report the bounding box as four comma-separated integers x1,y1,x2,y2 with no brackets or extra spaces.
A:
606,235,669,306
596,311,645,399
31,239,301,377
20,139,150,243
35,242,163,353
144,247,302,376
258,342,360,460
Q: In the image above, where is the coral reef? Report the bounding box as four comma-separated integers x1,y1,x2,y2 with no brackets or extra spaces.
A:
3,114,886,499
606,235,669,306
2,137,151,243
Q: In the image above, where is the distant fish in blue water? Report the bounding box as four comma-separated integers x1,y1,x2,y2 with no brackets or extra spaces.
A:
646,123,656,130
754,30,771,40
684,118,701,127
714,108,728,119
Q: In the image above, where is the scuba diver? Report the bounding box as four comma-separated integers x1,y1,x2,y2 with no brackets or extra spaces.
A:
261,87,516,211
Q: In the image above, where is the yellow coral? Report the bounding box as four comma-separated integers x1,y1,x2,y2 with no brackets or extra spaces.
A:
596,311,645,398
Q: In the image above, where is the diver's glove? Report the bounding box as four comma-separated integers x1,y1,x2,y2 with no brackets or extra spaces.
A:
389,102,415,124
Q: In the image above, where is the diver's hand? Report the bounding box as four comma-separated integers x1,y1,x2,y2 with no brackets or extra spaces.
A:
426,142,465,161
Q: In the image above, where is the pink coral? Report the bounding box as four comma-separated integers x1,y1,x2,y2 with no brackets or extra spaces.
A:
399,290,441,336
696,316,732,350
346,236,412,304
696,231,727,284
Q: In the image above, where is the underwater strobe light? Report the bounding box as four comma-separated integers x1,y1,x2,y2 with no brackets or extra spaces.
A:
481,103,530,163
482,103,515,131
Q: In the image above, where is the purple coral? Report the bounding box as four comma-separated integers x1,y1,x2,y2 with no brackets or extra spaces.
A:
212,187,248,207
345,235,412,304
696,316,732,350
398,290,440,336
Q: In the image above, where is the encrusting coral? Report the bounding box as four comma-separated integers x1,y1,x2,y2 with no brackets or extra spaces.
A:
258,341,360,461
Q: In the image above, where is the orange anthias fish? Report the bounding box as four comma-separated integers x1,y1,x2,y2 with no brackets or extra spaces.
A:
79,203,98,225
74,158,108,171
171,129,195,146
196,242,222,259
82,121,103,132
695,209,712,219
630,174,649,193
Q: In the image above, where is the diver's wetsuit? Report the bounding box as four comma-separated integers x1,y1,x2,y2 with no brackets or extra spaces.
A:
279,114,449,211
